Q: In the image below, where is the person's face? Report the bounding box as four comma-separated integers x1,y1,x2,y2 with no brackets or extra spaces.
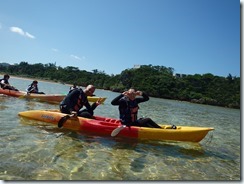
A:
128,89,136,100
86,85,95,96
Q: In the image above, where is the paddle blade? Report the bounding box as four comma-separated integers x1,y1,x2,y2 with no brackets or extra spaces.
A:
58,115,70,128
111,125,126,137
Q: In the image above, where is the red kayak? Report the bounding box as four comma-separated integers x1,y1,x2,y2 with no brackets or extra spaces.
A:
0,88,106,104
0,88,65,103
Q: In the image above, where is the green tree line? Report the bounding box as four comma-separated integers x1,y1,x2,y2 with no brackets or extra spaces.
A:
0,62,240,109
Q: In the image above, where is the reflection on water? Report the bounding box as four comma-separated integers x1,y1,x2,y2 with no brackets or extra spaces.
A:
0,77,240,180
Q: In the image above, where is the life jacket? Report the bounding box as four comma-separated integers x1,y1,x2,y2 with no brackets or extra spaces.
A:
119,97,139,123
0,78,9,88
73,89,88,111
27,84,39,93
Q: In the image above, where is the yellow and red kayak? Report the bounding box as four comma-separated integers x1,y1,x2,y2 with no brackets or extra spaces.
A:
0,88,106,104
18,109,214,142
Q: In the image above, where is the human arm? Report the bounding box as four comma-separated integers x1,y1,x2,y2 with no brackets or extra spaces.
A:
135,91,149,103
27,85,35,93
111,94,124,105
0,80,5,86
84,97,94,115
0,79,10,88
90,98,103,110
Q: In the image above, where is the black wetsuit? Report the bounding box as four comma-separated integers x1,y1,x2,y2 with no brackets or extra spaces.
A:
60,88,98,118
111,93,161,128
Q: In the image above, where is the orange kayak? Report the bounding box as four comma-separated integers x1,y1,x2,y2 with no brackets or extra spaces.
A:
0,88,106,104
18,109,214,142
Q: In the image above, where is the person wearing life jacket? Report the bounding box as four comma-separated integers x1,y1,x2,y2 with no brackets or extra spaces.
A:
0,74,18,91
26,80,45,94
111,88,162,128
60,84,102,119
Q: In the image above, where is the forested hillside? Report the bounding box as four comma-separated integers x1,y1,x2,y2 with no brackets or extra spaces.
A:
0,62,240,108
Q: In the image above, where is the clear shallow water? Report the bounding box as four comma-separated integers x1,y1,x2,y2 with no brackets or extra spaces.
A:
0,77,240,180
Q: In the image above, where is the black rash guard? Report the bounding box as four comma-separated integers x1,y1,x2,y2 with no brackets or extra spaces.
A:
111,92,161,128
111,92,149,124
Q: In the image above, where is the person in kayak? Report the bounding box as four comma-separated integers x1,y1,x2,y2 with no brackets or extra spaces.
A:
26,80,45,94
59,85,102,127
111,88,162,128
0,74,18,91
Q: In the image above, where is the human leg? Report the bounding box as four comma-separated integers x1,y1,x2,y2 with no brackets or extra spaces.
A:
3,86,18,91
78,109,94,119
60,105,70,114
137,118,162,128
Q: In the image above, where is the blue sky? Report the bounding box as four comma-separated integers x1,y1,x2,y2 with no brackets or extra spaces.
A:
0,0,240,77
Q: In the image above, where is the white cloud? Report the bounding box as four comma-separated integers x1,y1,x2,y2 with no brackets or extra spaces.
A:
70,54,82,60
9,26,35,39
10,27,25,35
25,32,35,39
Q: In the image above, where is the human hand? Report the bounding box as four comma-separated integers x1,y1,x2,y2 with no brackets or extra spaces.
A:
136,91,142,96
96,97,103,106
122,91,129,96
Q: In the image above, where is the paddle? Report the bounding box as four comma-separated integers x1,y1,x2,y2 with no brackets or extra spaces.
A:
111,125,127,137
58,112,77,128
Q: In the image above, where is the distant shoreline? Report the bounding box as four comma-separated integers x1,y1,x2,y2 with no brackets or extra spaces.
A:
0,73,239,109
0,73,72,86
